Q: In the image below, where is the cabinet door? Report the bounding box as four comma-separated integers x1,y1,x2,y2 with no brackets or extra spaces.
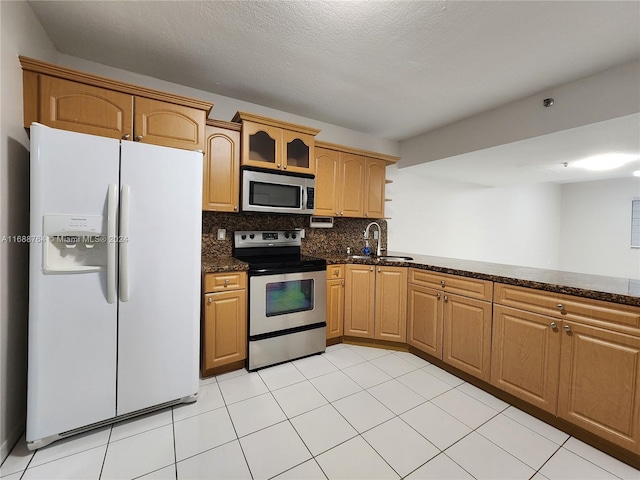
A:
344,265,375,338
375,266,407,342
241,121,282,169
407,284,443,358
364,158,386,219
327,279,345,339
339,153,365,217
283,130,315,174
491,305,561,414
558,321,640,454
134,97,206,151
314,147,341,216
443,293,492,381
202,290,247,374
203,125,240,212
39,75,133,139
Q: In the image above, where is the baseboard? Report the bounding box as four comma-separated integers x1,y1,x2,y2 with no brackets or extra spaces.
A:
1,415,25,464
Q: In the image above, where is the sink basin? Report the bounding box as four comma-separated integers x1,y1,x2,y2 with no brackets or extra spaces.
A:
377,256,414,262
347,255,413,262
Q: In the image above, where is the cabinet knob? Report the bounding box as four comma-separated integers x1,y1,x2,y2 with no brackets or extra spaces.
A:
335,212,339,216
224,279,229,287
340,212,344,215
333,269,339,276
564,324,572,333
377,267,381,272
436,293,441,299
207,297,212,304
550,322,557,329
365,213,369,217
277,163,281,169
370,266,374,271
440,280,446,287
122,134,130,140
135,135,143,141
283,165,287,170
341,280,344,287
444,295,448,302
234,206,238,211
557,304,564,311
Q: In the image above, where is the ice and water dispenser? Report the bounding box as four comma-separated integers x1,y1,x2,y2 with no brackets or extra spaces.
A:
42,214,107,273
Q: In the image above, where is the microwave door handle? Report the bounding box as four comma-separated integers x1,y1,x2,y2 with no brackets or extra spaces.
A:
302,186,308,209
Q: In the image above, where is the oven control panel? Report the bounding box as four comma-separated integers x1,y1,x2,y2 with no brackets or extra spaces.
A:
234,230,302,248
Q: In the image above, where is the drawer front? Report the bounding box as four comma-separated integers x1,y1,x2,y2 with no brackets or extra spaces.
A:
327,264,345,280
204,272,247,293
494,283,640,333
409,268,493,301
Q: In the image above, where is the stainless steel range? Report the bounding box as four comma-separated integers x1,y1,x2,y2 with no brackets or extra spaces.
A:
233,230,327,370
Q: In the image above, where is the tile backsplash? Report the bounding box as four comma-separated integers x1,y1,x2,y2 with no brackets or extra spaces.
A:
202,212,387,258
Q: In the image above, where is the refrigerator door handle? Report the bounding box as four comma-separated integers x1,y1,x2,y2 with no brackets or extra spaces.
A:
119,184,130,302
107,184,118,304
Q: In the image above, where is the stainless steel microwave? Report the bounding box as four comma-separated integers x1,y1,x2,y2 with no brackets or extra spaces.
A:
241,167,315,215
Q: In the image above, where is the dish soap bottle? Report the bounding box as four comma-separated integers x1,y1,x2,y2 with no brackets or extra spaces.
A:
363,240,371,256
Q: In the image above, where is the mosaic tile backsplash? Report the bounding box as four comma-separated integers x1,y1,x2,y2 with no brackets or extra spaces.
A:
202,212,387,258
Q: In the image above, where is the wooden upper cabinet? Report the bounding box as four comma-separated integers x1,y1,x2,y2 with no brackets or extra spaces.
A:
233,112,319,174
340,153,365,217
558,321,640,454
314,141,399,219
20,56,212,151
134,97,205,151
202,121,240,212
364,158,386,218
38,75,133,140
314,147,341,216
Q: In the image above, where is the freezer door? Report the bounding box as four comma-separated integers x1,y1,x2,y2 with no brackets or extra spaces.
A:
27,124,119,443
117,141,202,415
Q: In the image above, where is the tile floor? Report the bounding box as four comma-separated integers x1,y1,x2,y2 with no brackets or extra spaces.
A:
2,343,639,479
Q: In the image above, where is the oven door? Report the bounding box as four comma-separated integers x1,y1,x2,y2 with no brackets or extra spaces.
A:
249,269,326,336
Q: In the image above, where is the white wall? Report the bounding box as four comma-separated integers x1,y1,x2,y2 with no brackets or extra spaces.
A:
56,55,400,157
560,177,640,279
0,0,58,462
386,164,563,269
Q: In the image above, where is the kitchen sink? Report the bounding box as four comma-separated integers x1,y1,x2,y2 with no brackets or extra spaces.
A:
377,256,414,262
347,255,414,262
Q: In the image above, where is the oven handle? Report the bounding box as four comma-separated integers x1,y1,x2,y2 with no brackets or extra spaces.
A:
249,264,326,276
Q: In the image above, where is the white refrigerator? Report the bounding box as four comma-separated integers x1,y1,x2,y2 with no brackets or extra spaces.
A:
27,124,202,450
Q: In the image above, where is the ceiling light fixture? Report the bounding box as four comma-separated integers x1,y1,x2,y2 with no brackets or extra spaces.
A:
573,153,639,171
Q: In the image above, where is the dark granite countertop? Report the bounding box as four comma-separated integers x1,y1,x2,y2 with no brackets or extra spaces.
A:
322,251,640,307
202,252,640,306
201,256,248,273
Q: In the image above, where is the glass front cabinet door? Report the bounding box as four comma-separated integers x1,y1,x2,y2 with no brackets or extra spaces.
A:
234,112,320,175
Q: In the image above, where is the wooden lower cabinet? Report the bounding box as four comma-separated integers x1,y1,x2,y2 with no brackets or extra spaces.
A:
202,273,247,376
375,266,407,342
326,265,345,340
407,284,443,358
491,305,561,414
344,265,376,337
344,264,406,341
558,321,640,454
442,293,492,381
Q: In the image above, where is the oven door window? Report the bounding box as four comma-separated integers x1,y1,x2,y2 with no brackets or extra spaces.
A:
266,279,314,316
250,181,301,208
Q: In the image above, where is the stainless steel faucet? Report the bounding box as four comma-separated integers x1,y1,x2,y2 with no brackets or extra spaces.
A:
363,222,383,257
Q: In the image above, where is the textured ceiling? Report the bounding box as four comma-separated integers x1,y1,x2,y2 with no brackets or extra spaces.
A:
27,0,640,141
